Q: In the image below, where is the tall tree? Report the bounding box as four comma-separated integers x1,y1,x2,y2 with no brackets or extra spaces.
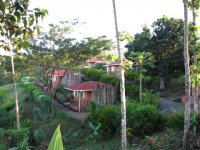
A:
189,0,200,136
183,0,191,149
26,21,75,113
112,0,127,149
128,52,154,103
0,0,47,128
68,36,113,65
126,17,185,90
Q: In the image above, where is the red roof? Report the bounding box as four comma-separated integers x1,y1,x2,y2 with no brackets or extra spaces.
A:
65,81,112,91
86,57,107,63
48,70,65,76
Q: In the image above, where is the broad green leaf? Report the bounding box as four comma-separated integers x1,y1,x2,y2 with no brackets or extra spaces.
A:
88,122,96,130
96,123,101,131
48,125,64,150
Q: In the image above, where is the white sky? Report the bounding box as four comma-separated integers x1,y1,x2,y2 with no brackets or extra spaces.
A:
0,0,197,55
30,0,188,39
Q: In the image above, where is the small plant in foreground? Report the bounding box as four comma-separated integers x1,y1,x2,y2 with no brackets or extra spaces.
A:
87,122,102,142
48,125,64,150
33,128,46,145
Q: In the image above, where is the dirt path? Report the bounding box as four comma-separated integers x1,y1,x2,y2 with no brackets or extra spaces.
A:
159,97,184,113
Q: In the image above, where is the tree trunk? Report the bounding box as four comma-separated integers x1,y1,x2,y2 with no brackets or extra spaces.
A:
160,77,165,90
139,63,142,103
9,39,20,129
112,0,127,149
192,0,198,136
183,0,191,149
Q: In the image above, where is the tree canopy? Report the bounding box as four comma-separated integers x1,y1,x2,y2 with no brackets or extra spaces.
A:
126,16,185,81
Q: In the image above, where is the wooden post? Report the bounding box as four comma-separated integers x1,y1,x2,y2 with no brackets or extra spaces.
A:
78,91,81,112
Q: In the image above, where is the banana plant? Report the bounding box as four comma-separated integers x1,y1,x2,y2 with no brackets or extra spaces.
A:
48,125,64,150
87,122,102,140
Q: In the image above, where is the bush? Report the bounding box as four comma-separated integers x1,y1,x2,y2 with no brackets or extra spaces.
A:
125,82,139,99
94,62,106,70
33,128,46,145
87,103,165,136
0,99,15,111
80,68,119,85
55,92,68,103
166,111,184,129
0,89,8,99
86,105,120,136
55,110,68,119
0,127,29,148
36,94,51,111
142,90,160,107
24,83,37,94
126,102,165,135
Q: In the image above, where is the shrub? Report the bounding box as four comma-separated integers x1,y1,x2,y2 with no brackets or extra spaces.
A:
33,90,44,101
141,90,160,107
55,92,68,103
0,127,29,148
25,84,37,94
94,62,106,70
55,110,68,119
125,82,139,99
36,94,51,111
166,111,184,129
0,99,15,111
80,68,119,86
20,92,32,102
84,101,97,113
87,103,165,136
86,105,120,135
0,89,8,99
127,103,165,135
33,128,46,145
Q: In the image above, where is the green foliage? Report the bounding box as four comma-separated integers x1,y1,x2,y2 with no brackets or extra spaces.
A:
94,62,106,70
48,125,64,150
55,86,70,103
54,92,69,103
166,111,184,129
32,107,51,122
126,17,185,80
125,82,139,99
22,82,37,95
33,128,46,145
69,36,113,66
87,103,165,136
0,72,12,86
87,105,120,136
0,0,48,51
86,101,97,113
87,122,102,140
0,127,29,149
141,90,160,107
0,99,15,111
142,128,182,150
0,88,8,99
0,109,15,127
126,102,165,135
55,110,68,119
80,68,119,85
